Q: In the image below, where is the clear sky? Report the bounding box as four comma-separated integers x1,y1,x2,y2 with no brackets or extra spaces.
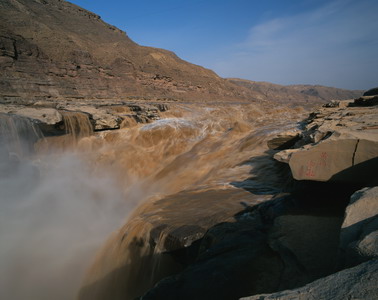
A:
68,0,378,90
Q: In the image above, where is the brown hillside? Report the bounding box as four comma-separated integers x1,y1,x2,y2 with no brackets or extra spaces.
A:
0,0,362,103
0,0,258,102
227,78,363,107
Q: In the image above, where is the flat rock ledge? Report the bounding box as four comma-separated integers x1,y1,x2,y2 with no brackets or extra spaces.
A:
273,97,378,185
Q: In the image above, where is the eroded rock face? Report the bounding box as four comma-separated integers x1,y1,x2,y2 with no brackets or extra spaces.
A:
240,259,378,300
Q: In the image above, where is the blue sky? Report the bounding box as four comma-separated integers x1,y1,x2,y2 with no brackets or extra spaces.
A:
69,0,378,90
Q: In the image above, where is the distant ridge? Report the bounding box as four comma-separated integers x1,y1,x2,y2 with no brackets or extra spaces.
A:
227,78,363,106
0,0,362,103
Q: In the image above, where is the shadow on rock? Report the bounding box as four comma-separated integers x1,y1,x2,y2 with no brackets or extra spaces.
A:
140,189,350,300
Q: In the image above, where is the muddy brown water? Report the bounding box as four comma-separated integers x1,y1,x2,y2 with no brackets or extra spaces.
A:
0,103,304,300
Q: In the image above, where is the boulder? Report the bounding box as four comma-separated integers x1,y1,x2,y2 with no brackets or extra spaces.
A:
339,187,378,267
240,259,378,300
287,132,378,184
273,99,378,184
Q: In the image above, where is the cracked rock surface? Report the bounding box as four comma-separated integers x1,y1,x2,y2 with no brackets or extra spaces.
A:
274,97,378,185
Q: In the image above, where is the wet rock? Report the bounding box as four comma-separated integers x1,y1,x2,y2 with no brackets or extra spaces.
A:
67,105,122,130
163,225,207,250
339,187,378,268
240,259,378,300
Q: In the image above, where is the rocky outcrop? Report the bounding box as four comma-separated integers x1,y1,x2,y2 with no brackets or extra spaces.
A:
140,191,348,300
146,186,378,300
0,101,169,135
339,187,378,268
350,95,378,107
235,99,378,300
273,98,378,185
240,259,378,300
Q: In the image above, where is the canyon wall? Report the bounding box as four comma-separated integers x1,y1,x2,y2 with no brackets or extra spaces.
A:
0,0,362,104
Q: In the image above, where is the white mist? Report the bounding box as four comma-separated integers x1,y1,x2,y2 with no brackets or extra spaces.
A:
0,152,130,300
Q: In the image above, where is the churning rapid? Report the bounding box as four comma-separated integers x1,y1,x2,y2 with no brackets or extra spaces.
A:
0,103,304,300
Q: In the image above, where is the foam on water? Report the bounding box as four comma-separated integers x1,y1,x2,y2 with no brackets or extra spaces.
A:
0,103,304,300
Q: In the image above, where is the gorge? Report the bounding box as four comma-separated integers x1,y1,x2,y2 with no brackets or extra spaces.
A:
0,1,377,300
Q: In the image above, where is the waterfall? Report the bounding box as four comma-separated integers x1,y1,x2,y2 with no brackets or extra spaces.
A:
0,113,44,158
0,103,303,300
76,104,300,300
35,111,94,153
60,111,93,140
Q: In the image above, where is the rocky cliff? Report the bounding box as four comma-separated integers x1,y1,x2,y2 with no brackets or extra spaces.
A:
0,0,362,104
